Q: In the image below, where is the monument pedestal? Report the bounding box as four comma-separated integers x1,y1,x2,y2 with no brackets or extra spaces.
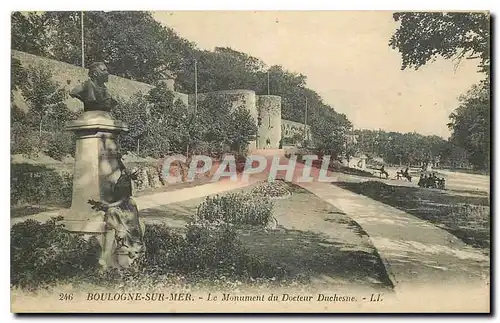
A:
60,111,129,267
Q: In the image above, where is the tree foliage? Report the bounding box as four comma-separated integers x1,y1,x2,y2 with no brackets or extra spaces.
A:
18,63,76,133
353,129,470,168
389,12,490,75
11,11,349,133
111,93,149,154
390,11,490,170
112,88,258,158
12,11,196,85
10,60,79,158
11,57,27,95
310,110,352,159
112,88,191,158
447,83,490,170
12,11,355,161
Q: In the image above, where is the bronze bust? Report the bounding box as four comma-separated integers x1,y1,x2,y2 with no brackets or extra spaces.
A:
70,62,118,112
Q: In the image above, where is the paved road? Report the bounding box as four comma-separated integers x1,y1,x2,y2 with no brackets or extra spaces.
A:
298,181,489,290
11,176,259,226
438,169,490,193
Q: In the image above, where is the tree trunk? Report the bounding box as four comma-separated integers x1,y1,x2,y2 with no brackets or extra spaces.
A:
39,118,43,147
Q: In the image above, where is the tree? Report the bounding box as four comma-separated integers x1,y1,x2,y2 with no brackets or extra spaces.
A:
196,94,232,145
310,110,352,159
344,133,359,163
447,83,490,170
11,57,31,155
353,129,451,167
12,11,197,84
143,87,191,157
12,11,351,139
111,93,149,154
114,86,257,159
11,57,27,96
11,60,79,158
178,47,266,93
226,106,258,153
440,142,469,168
12,11,355,158
18,64,71,137
390,12,490,171
11,12,52,58
389,12,490,75
11,57,28,124
290,133,304,145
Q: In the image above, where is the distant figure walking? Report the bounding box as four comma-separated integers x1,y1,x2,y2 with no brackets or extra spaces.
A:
266,138,271,149
403,167,411,182
379,165,389,179
418,173,425,187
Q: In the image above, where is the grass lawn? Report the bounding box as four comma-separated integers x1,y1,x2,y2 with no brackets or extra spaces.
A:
11,205,59,218
334,181,490,251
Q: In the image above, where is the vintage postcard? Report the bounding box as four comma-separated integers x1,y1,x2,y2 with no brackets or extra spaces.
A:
10,10,490,313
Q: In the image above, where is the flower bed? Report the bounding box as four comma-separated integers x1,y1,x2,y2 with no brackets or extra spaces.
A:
195,192,274,227
251,180,292,200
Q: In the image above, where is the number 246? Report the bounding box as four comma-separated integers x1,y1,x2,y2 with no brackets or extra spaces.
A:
59,293,74,301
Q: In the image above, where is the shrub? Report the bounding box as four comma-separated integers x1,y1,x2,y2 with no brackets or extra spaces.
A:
11,217,100,290
140,222,286,279
97,221,286,286
141,223,186,271
180,220,242,272
10,164,73,207
10,219,288,291
195,192,274,226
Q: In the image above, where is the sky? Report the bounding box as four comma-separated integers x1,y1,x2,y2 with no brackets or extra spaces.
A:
152,11,485,139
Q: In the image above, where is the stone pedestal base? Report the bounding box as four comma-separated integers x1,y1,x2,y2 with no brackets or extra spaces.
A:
60,111,129,267
61,220,117,267
116,251,133,268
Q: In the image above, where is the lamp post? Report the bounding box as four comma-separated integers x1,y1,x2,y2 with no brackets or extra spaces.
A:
194,59,198,115
304,96,308,142
81,11,85,68
267,70,270,95
187,59,198,157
